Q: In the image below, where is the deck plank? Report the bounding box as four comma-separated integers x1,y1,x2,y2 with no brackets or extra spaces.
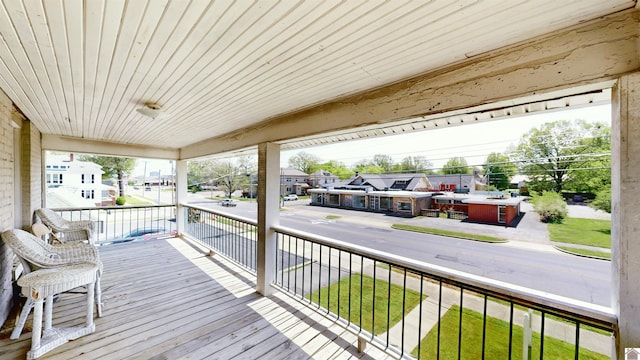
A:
0,238,398,360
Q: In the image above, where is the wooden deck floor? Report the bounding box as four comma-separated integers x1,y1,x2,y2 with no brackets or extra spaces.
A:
0,238,395,360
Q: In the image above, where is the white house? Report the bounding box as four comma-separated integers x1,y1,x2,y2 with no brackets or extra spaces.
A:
45,154,110,205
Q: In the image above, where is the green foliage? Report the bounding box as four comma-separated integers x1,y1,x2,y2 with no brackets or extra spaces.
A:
548,217,611,248
288,151,320,174
352,160,385,174
484,152,516,190
514,120,610,193
395,155,434,174
115,196,126,205
372,154,394,172
590,187,611,213
188,157,256,197
309,160,353,180
531,191,567,223
413,305,608,360
442,157,471,174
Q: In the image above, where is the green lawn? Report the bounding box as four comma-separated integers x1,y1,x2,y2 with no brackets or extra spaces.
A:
123,195,153,205
556,246,611,260
548,217,611,248
307,274,426,335
412,305,608,360
391,224,507,243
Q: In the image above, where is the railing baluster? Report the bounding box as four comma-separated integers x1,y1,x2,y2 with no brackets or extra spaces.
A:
327,247,331,315
417,274,424,360
372,260,377,339
482,295,487,360
508,302,514,360
437,280,442,360
540,311,545,359
458,288,463,360
574,321,580,360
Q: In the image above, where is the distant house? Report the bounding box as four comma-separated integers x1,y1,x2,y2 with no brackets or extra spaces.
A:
335,173,431,192
308,170,339,188
426,170,486,193
308,188,432,217
281,168,309,195
45,154,112,205
627,348,640,360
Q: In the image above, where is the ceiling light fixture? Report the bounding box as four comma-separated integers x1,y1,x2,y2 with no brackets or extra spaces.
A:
136,102,166,119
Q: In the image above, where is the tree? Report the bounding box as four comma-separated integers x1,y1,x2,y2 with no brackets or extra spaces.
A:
483,152,517,190
79,155,136,197
288,151,320,174
309,160,353,180
373,154,394,172
352,159,384,174
398,156,434,173
442,157,470,174
213,161,247,198
513,120,610,193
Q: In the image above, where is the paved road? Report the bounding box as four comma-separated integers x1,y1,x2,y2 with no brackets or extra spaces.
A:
190,197,611,307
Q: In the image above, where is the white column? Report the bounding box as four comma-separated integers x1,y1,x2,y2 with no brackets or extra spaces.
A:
611,72,640,354
175,160,188,236
256,142,280,296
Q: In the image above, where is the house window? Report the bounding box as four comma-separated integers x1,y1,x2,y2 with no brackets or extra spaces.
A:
380,197,391,210
353,195,365,208
91,174,95,184
311,193,323,204
435,199,452,204
397,201,412,212
328,194,339,206
498,206,506,223
81,174,86,183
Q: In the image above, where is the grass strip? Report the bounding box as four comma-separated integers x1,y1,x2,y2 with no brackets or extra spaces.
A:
556,246,610,260
391,224,507,243
412,305,609,360
307,273,426,335
548,217,611,248
326,215,341,219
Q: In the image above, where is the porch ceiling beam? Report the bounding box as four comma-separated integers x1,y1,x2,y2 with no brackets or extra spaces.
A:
181,9,639,160
42,134,179,160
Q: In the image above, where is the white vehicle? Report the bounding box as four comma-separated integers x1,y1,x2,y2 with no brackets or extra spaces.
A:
283,194,298,201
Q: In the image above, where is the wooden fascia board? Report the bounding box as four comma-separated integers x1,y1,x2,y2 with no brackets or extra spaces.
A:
42,134,179,160
181,9,640,160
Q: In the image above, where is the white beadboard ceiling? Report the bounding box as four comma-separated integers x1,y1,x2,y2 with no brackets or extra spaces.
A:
0,0,634,154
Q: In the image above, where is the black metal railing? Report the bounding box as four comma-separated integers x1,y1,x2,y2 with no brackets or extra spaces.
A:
272,225,616,360
181,204,258,273
48,205,176,245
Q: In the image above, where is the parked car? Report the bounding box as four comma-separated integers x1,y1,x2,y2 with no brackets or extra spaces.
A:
283,194,298,201
112,228,168,244
220,199,237,207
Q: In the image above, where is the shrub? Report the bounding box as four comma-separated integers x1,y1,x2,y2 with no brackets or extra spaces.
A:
115,196,126,205
531,191,567,223
590,188,611,213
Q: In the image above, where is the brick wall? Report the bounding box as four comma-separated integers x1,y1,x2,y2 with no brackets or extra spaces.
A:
0,89,15,327
20,120,41,229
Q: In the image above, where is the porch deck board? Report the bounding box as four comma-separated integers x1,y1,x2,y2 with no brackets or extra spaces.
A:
0,238,392,359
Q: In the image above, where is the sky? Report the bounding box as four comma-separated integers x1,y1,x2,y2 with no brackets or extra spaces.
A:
133,103,611,176
280,103,611,170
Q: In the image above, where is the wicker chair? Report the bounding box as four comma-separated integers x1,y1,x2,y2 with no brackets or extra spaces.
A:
35,208,94,244
0,229,103,340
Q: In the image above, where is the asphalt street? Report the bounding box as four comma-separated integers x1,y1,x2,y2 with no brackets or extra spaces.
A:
188,195,611,307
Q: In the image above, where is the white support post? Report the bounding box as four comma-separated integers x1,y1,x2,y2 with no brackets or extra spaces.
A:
175,160,188,236
522,309,532,360
611,72,640,357
256,143,280,296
